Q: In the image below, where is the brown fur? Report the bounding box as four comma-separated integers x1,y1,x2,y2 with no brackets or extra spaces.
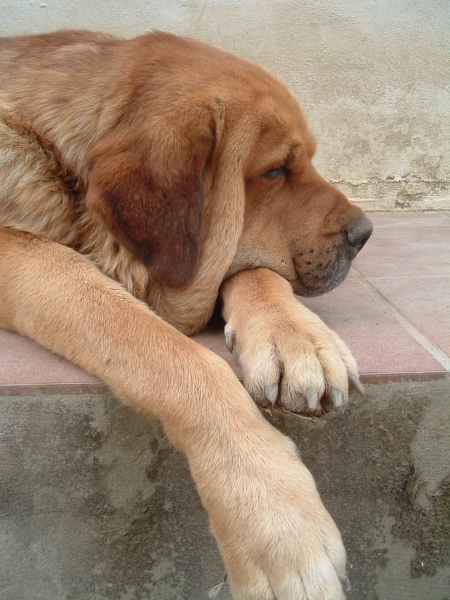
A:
0,30,372,599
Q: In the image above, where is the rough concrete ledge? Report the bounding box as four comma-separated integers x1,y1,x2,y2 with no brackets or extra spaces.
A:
1,378,449,600
353,197,450,213
339,182,450,213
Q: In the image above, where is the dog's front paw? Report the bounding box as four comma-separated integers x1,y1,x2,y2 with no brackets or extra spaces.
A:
225,300,363,414
201,435,349,600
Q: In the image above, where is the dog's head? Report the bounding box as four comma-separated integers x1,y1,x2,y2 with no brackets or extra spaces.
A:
86,32,372,297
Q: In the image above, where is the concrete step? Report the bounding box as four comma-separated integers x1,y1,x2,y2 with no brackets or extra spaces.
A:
1,379,449,600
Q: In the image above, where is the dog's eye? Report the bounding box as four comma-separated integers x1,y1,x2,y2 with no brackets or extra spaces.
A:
263,167,286,180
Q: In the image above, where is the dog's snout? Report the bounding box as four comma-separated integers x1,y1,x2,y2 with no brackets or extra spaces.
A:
346,215,373,253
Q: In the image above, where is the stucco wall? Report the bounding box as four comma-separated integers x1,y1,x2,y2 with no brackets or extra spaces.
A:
1,0,449,211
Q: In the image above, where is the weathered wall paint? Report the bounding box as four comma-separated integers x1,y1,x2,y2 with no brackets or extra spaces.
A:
1,0,449,210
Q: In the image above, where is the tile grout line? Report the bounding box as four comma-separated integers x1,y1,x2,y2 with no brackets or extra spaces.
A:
351,268,450,371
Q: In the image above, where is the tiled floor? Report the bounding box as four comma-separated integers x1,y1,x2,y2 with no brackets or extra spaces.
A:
300,212,450,382
0,212,449,394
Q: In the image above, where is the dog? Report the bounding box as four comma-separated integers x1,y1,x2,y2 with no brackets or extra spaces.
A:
0,30,372,599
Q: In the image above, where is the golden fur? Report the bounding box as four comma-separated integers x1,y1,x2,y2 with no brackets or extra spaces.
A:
0,30,372,599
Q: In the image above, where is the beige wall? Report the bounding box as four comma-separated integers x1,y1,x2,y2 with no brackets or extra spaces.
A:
1,0,449,211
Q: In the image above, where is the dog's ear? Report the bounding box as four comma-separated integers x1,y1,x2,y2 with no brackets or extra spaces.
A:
85,115,214,288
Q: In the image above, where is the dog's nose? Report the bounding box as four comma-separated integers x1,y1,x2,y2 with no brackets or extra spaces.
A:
346,215,373,252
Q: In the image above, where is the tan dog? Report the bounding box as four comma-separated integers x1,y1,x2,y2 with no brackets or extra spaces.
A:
0,31,372,600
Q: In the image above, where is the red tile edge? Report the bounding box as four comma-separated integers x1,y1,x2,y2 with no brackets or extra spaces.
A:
360,370,448,385
1,369,447,398
238,373,448,386
0,382,110,397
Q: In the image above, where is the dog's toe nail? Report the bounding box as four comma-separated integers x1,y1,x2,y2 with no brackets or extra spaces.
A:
340,573,351,592
265,383,278,404
329,387,343,407
349,375,365,395
225,329,235,353
306,388,319,409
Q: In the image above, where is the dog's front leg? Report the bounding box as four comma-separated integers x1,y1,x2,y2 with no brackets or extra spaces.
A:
0,227,348,600
221,267,364,414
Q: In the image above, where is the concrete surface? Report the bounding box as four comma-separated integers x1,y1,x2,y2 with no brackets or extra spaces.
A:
0,379,449,600
0,0,449,211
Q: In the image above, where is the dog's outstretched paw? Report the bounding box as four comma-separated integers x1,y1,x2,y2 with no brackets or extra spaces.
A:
225,301,362,415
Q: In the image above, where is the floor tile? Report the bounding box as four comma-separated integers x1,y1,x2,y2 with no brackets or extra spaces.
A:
0,328,101,386
369,276,450,357
354,221,450,278
366,212,450,230
300,279,445,380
